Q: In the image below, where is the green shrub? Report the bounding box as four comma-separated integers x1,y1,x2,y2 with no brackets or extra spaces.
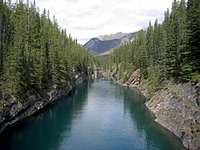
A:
191,73,200,82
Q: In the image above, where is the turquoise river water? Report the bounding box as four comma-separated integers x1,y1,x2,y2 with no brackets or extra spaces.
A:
0,81,185,150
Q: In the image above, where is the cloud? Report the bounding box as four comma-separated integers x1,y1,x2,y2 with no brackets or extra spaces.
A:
31,0,173,44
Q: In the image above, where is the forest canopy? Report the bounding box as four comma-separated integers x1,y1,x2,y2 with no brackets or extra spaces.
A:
0,0,93,100
103,0,200,86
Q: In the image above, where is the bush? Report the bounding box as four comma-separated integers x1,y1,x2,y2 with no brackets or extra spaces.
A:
191,73,200,82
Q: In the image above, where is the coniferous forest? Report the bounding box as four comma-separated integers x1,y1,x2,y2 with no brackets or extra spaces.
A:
1,0,199,103
0,0,200,150
0,0,93,101
102,0,200,91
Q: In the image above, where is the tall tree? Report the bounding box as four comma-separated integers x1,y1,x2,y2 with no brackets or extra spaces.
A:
187,0,200,75
1,1,92,99
178,0,192,80
146,22,154,66
0,0,4,74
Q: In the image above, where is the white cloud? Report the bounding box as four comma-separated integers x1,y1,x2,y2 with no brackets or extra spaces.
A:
32,0,173,44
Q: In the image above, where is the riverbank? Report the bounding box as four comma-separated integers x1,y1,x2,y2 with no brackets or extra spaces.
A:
0,80,186,150
113,69,200,150
0,73,88,134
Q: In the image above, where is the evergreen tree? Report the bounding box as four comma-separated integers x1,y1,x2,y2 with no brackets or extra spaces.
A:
165,0,181,80
187,0,200,76
146,22,154,66
178,0,192,80
0,0,11,75
137,31,148,79
0,1,92,100
107,0,200,84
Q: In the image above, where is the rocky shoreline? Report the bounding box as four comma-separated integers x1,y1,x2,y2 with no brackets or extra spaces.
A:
118,69,200,150
1,68,199,149
0,73,88,134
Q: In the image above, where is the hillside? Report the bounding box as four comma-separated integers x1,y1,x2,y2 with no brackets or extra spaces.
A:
84,32,137,54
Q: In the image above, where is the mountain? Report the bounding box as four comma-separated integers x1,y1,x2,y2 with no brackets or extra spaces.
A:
98,32,130,41
84,32,136,54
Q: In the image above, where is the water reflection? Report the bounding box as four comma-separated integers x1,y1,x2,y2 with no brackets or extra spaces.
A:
122,86,184,150
0,81,185,150
0,82,90,150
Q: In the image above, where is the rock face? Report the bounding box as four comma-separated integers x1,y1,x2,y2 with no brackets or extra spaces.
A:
146,86,200,150
0,73,87,134
122,69,200,150
124,69,140,87
122,69,150,98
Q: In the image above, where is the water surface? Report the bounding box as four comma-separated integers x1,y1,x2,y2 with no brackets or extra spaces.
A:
0,81,185,150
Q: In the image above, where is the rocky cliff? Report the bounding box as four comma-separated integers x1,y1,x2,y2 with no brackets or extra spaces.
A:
121,69,200,150
0,73,88,134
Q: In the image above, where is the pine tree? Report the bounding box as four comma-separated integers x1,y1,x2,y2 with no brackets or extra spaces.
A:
146,22,154,66
0,0,4,74
157,24,167,81
165,0,181,80
0,1,93,99
0,0,10,75
153,19,160,65
3,1,26,95
139,31,148,79
177,0,192,81
107,0,200,85
187,0,200,76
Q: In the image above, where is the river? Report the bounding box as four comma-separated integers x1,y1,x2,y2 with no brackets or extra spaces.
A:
0,81,185,150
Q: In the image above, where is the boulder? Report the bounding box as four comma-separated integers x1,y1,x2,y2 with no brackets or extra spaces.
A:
10,102,23,117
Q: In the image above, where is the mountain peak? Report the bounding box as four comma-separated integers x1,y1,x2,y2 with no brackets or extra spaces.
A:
84,32,137,55
98,32,129,41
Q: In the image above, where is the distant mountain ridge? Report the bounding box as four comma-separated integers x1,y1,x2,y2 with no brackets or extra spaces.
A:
84,32,137,54
98,32,130,41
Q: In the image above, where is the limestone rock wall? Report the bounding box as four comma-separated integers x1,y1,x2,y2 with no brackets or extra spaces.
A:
123,69,200,150
0,73,87,134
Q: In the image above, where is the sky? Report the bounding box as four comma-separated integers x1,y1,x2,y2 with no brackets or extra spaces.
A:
31,0,173,44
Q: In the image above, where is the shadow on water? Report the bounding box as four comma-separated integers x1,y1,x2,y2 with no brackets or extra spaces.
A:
120,86,185,150
0,81,185,150
0,82,90,150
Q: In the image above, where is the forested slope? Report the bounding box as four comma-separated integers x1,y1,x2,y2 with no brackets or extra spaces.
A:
104,0,200,86
98,0,200,149
0,0,93,132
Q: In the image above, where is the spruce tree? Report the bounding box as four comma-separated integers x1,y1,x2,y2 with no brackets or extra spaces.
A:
146,22,154,66
0,1,93,99
187,0,200,76
178,0,192,81
0,0,4,74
